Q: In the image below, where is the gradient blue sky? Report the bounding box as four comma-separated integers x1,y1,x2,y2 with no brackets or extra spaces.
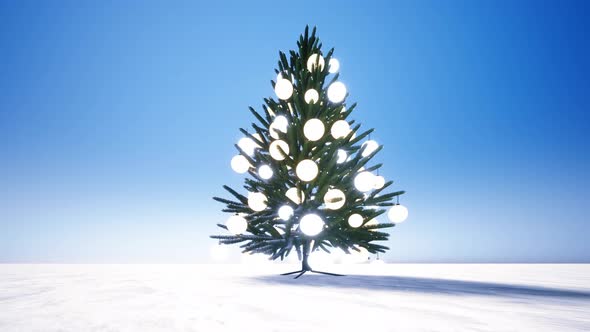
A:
1,1,588,263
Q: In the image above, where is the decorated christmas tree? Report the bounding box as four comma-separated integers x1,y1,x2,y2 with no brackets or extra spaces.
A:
211,26,408,278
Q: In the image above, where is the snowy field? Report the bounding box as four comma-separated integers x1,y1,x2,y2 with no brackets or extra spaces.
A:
0,264,589,331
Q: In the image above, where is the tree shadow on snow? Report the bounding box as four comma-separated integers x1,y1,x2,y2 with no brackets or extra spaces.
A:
252,273,590,300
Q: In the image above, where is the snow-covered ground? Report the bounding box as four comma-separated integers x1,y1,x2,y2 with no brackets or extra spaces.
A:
0,264,589,331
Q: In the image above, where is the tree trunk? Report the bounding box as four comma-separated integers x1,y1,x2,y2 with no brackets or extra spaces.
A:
301,240,312,271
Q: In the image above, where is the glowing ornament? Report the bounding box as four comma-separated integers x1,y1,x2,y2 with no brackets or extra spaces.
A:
304,89,319,104
230,155,250,174
238,137,259,156
226,215,248,234
278,205,294,221
269,123,282,139
274,79,293,100
296,159,319,182
286,187,305,204
269,140,290,161
361,140,379,157
330,120,351,139
373,175,385,189
328,58,340,73
269,116,288,139
337,149,347,163
248,192,267,212
303,119,325,141
273,115,288,129
258,165,273,180
327,81,347,103
324,189,346,210
354,171,375,192
306,53,325,72
299,214,324,236
388,204,409,223
348,214,363,228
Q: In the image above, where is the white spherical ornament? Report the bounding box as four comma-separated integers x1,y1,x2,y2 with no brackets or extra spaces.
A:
328,58,340,73
269,123,280,139
269,116,288,139
306,53,325,72
278,205,294,221
296,159,319,182
258,165,273,180
285,187,305,204
348,214,363,228
330,120,351,139
226,215,248,235
303,118,325,141
268,122,287,139
327,81,347,103
337,149,347,164
361,140,379,157
354,171,375,192
273,115,289,129
304,89,319,104
373,176,385,189
274,79,293,100
388,204,409,224
238,137,259,156
299,213,324,236
247,192,267,212
230,155,250,174
269,140,290,161
324,189,346,210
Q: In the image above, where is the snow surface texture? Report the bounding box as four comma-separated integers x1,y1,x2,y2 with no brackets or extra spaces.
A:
1,264,589,331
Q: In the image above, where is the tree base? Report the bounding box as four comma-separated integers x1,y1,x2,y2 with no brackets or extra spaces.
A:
280,269,345,279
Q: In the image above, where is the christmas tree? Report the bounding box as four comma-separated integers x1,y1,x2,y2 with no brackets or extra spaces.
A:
211,26,408,278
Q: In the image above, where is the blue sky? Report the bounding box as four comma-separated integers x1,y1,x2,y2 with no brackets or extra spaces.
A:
1,1,588,263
